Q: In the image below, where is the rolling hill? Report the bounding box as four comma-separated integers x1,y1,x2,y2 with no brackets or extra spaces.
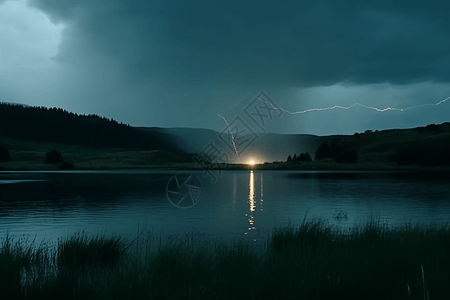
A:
0,103,182,153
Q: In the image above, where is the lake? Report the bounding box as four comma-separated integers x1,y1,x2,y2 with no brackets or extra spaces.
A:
1,170,450,244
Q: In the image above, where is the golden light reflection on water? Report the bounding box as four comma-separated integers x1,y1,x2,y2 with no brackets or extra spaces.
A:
244,171,265,238
245,170,258,236
249,171,255,212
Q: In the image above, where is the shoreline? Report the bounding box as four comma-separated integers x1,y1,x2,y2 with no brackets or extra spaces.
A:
1,149,450,172
1,161,450,172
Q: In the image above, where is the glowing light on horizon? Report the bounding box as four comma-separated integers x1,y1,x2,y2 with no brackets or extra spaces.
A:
248,160,255,166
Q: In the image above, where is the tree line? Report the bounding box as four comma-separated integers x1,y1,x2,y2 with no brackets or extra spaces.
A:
286,152,312,162
286,139,358,164
0,103,182,152
314,139,358,163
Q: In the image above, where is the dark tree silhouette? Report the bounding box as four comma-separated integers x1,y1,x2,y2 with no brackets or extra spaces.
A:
0,146,10,162
315,142,332,160
414,123,440,132
286,155,292,162
425,124,439,131
0,103,183,153
299,152,312,162
315,139,357,163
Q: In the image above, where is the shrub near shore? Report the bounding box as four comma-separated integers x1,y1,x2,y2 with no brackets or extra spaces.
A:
1,219,449,299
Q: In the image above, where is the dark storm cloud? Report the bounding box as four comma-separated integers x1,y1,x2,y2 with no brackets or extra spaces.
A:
28,0,450,89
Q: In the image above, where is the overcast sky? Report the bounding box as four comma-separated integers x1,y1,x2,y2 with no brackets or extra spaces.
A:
1,0,450,135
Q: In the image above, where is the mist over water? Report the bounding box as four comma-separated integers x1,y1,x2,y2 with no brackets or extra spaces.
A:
0,170,449,244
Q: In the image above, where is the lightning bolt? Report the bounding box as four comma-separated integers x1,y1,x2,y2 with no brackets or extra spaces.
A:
218,95,450,157
218,114,239,156
257,96,450,115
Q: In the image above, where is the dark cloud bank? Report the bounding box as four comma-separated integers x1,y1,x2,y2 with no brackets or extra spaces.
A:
22,0,450,133
29,0,450,85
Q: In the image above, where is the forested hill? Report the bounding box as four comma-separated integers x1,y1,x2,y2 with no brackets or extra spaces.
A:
0,103,181,152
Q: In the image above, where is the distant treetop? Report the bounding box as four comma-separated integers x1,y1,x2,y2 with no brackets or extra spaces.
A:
0,103,182,153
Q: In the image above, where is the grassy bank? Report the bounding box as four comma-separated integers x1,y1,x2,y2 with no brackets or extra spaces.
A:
2,219,450,299
0,149,196,171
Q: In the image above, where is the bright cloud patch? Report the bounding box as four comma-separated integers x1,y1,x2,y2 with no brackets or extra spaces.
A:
0,0,64,104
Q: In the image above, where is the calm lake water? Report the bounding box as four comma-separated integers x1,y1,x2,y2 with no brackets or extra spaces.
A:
0,170,450,244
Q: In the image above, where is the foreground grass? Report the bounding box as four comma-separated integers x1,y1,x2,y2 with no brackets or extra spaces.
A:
1,219,450,300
